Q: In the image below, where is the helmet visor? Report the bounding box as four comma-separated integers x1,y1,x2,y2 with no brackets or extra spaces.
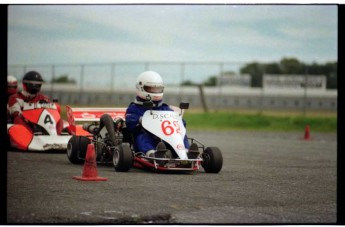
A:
144,85,164,94
8,84,17,89
24,81,42,94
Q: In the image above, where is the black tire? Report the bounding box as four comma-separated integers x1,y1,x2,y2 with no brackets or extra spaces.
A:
113,143,133,172
67,135,90,164
202,147,223,173
100,114,117,145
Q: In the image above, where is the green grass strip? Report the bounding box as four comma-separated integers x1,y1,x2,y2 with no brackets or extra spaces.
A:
183,112,337,132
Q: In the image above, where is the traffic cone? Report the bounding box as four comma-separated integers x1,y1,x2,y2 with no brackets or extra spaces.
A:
73,143,108,181
304,125,311,141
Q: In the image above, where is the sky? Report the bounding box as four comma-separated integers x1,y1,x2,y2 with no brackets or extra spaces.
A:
8,4,338,66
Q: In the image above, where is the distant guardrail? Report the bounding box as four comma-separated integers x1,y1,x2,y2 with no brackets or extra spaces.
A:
9,62,337,113
41,84,337,112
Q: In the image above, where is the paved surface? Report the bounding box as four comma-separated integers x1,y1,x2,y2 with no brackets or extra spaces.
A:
6,131,337,224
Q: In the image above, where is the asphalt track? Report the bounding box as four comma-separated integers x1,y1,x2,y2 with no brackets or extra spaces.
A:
6,130,337,224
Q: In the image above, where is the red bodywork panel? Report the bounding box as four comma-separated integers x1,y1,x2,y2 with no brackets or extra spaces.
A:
66,106,127,136
133,156,200,172
8,124,33,150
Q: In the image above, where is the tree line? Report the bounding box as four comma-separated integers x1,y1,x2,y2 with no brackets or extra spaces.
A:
182,58,337,89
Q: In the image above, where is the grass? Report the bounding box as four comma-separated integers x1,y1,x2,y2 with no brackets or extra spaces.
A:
61,106,337,133
183,111,337,132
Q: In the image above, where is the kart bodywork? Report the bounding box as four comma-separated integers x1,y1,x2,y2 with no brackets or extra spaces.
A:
66,103,223,173
7,101,71,151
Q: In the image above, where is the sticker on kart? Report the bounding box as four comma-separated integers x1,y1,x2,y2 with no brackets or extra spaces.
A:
142,110,188,159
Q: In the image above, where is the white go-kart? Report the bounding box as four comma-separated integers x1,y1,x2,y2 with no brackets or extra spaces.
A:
67,102,223,173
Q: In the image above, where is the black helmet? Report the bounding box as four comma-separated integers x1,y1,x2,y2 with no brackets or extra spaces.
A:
22,71,44,95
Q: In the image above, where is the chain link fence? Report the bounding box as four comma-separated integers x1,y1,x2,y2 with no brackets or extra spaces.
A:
8,62,337,113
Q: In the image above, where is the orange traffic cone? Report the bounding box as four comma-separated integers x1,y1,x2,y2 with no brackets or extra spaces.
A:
304,125,311,141
73,143,108,181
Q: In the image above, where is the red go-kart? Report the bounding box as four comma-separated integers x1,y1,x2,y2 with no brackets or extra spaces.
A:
7,100,71,151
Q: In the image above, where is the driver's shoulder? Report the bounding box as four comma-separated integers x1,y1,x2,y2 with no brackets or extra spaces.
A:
37,93,50,100
161,103,174,111
126,102,145,113
9,91,23,99
8,92,23,104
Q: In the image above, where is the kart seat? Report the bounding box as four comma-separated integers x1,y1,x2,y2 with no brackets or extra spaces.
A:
113,118,133,145
120,127,134,144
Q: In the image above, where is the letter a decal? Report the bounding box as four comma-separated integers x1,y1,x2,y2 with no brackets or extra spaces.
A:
44,114,53,124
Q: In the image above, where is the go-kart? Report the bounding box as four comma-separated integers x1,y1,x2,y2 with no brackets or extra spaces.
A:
7,100,71,151
65,105,127,163
66,102,223,173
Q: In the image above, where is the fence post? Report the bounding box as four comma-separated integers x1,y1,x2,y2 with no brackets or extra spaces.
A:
80,64,84,95
217,63,224,110
179,63,185,102
51,65,55,93
259,65,265,115
198,84,208,113
303,65,309,116
111,63,116,92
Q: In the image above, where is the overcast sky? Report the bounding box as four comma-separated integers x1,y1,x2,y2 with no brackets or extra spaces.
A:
8,4,337,66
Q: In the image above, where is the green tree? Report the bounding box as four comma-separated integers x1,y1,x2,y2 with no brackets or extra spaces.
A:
308,61,337,89
239,58,337,89
279,57,305,74
264,63,282,74
52,74,76,84
203,76,217,86
324,62,337,89
240,62,264,87
181,80,196,86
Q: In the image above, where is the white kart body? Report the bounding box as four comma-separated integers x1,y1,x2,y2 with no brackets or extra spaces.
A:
141,110,189,160
6,128,72,151
7,102,71,151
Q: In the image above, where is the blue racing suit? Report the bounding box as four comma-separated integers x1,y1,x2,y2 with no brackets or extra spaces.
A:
125,97,190,153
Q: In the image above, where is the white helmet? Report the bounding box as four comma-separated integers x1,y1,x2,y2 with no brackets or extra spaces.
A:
136,71,164,101
7,75,18,96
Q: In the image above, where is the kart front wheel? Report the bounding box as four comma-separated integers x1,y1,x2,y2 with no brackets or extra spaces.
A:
67,135,90,164
113,143,133,172
202,147,223,173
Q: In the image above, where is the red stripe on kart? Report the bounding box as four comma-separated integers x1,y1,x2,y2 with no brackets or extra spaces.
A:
67,125,91,136
133,161,144,169
135,156,173,171
134,157,199,171
8,125,33,150
47,108,61,123
22,109,43,124
134,157,156,168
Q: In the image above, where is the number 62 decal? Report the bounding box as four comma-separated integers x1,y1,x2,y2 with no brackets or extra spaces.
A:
161,120,181,136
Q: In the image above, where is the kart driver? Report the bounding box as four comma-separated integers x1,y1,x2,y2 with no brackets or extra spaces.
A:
125,70,198,157
7,75,18,100
7,75,18,122
8,70,63,134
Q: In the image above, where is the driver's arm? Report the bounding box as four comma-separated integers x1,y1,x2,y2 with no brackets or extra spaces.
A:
8,96,24,120
125,104,142,132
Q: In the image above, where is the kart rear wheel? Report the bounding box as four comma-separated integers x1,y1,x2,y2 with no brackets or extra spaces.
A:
113,143,133,172
67,135,90,164
202,147,223,173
